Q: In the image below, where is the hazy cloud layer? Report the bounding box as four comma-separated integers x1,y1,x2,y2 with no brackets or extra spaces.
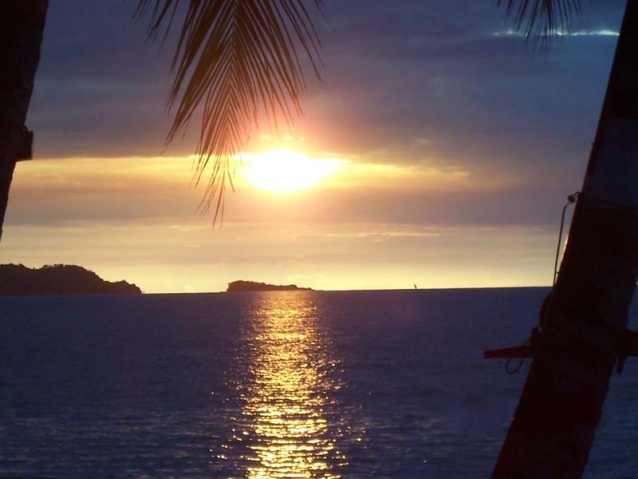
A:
31,1,623,166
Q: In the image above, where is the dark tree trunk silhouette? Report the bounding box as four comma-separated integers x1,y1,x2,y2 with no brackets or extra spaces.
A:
0,0,48,241
491,1,638,477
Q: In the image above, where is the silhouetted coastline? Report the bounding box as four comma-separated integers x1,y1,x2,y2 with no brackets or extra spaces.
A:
226,280,311,292
0,264,142,295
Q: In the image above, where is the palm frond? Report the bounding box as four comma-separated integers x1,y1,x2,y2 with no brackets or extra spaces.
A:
497,0,582,44
136,0,322,222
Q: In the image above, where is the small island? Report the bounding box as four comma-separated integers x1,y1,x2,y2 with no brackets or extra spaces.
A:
0,264,142,296
227,280,312,292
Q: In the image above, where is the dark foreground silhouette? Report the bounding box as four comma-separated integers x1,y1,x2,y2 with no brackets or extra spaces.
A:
227,280,311,292
0,264,142,295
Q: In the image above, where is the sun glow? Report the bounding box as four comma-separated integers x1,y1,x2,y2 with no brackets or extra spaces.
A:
241,149,345,193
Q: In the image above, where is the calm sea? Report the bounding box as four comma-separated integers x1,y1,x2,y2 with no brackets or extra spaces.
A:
1,288,637,478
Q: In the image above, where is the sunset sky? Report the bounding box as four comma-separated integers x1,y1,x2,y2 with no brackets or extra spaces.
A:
1,1,625,293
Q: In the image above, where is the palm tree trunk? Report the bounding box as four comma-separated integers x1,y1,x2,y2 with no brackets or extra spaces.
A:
0,0,48,241
491,1,638,477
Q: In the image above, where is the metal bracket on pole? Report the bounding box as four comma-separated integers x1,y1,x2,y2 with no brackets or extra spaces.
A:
484,328,638,374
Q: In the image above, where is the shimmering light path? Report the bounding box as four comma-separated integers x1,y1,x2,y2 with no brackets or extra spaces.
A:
219,292,348,478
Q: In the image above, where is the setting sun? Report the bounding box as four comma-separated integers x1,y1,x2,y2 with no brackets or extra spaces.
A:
241,149,345,193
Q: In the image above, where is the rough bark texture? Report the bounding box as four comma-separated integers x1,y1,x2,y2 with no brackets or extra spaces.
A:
491,1,638,478
0,0,48,240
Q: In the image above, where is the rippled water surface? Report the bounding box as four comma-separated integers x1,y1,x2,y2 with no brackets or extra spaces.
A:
1,289,637,478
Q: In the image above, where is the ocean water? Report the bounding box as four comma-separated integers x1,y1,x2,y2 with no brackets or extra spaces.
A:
1,288,637,478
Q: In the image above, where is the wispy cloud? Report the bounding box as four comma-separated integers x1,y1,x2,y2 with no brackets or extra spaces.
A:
494,28,619,38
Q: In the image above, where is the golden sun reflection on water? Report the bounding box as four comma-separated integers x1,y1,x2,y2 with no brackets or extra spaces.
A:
234,292,346,478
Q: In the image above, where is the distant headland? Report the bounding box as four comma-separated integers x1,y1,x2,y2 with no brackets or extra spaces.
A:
0,264,142,295
227,280,312,292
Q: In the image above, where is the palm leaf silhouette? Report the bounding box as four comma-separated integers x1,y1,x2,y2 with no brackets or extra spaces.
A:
136,0,322,221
